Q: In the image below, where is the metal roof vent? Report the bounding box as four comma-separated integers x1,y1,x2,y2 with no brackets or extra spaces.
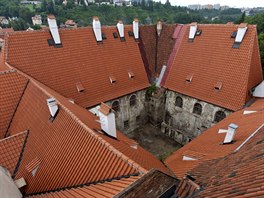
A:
133,18,139,40
223,123,238,144
47,15,61,46
47,98,59,118
76,82,84,92
92,16,102,42
98,103,117,138
117,20,125,41
233,23,248,48
157,20,162,36
189,22,198,41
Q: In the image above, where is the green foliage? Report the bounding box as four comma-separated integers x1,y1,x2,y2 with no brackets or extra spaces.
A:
147,84,157,95
258,33,264,70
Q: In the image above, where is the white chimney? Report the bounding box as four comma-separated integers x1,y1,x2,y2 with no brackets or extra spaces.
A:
15,178,26,189
223,123,238,144
189,22,197,40
98,103,117,138
157,20,162,36
47,98,59,117
93,16,102,42
235,23,248,43
133,19,139,39
117,20,124,38
253,81,264,98
47,15,61,45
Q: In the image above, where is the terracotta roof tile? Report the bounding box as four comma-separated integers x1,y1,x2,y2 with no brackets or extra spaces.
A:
164,24,263,111
165,99,264,179
0,70,28,138
0,131,28,175
190,126,264,197
29,176,140,198
2,72,167,194
4,26,149,108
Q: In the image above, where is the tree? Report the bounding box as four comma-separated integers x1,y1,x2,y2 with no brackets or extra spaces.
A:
235,11,245,24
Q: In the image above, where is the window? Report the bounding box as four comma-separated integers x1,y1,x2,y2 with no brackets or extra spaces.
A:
111,101,120,112
124,120,129,129
175,96,183,108
214,111,226,122
130,95,137,107
193,103,202,115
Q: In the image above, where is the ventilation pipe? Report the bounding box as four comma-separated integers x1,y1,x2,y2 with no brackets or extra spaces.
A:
47,98,59,118
157,20,162,36
117,20,124,38
47,15,61,45
223,123,238,144
93,16,102,42
98,103,117,138
133,18,139,39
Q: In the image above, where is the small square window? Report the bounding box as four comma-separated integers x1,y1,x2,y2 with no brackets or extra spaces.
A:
124,120,129,129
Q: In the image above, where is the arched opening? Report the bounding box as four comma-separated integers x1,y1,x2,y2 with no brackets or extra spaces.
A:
175,96,183,108
193,103,202,115
214,111,226,122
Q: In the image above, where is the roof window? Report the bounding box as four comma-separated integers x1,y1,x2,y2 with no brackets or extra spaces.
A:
113,32,118,39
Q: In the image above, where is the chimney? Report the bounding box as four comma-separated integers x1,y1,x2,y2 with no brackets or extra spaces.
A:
47,15,61,45
117,20,125,39
93,16,102,42
98,103,117,138
189,22,197,40
235,23,248,43
157,20,162,36
15,178,27,189
223,123,238,144
133,18,139,39
253,81,264,97
47,98,59,118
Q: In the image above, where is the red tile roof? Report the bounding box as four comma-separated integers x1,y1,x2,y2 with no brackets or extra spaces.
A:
0,70,28,138
165,99,264,179
0,131,28,176
28,176,140,198
191,125,264,197
1,71,167,195
163,24,263,111
4,26,149,108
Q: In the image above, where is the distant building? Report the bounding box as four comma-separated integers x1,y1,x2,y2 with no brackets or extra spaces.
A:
32,15,42,26
0,16,9,25
201,4,213,9
213,4,221,10
188,4,201,10
221,5,230,10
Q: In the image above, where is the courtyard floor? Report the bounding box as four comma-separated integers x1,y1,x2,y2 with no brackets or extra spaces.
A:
127,123,182,161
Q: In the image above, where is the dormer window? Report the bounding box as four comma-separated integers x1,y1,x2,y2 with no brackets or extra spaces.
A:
109,76,116,84
113,32,118,39
186,75,193,83
214,82,222,91
128,71,135,79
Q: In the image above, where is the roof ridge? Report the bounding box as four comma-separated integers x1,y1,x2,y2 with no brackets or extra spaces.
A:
4,61,147,174
0,68,16,75
4,79,30,138
25,172,141,197
0,130,28,143
12,130,30,178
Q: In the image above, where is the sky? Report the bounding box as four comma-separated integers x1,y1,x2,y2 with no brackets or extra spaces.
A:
157,0,264,8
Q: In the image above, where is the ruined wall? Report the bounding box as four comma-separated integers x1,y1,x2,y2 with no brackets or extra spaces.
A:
105,89,148,134
161,90,232,144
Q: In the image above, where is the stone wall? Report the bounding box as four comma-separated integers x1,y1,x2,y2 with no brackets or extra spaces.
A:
105,89,148,134
161,90,232,144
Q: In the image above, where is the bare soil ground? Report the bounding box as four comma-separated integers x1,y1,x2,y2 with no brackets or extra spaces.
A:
128,123,182,161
